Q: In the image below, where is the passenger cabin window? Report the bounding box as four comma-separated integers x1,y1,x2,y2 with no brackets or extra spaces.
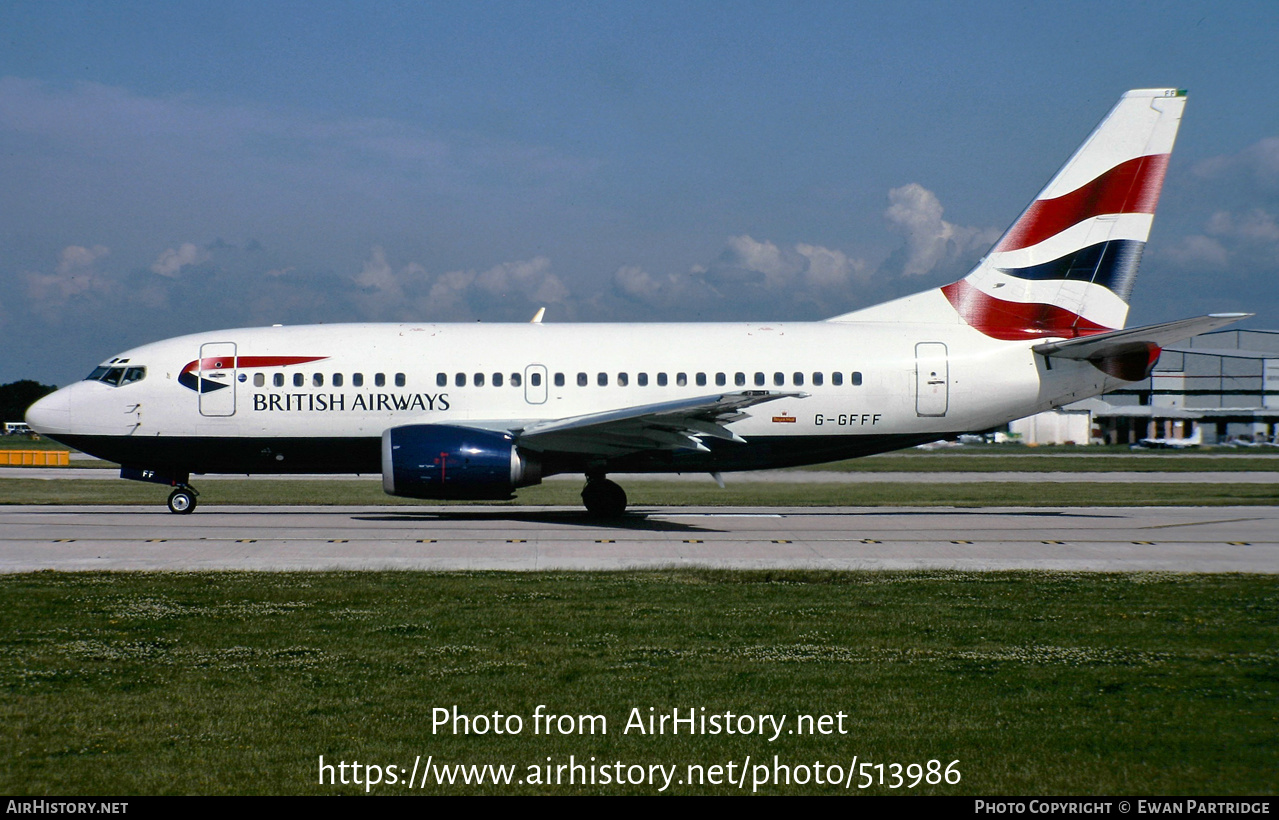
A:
511,372,522,387
254,373,265,387
313,373,324,387
637,373,648,387
793,372,804,386
530,372,541,387
812,372,823,386
852,371,863,386
676,372,687,387
553,373,564,387
493,372,503,387
474,373,485,387
577,372,588,387
455,373,466,387
657,373,668,387
293,373,304,387
437,373,447,387
333,373,344,387
617,372,629,387
715,373,726,387
832,372,844,386
774,372,784,386
735,372,746,386
597,372,608,387
395,373,406,387
754,372,765,386
274,373,285,387
375,373,386,387
353,373,364,387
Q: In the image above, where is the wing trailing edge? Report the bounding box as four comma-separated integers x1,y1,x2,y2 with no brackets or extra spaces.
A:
515,390,806,457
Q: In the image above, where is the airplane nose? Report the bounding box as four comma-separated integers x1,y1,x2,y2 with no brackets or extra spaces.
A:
25,387,73,436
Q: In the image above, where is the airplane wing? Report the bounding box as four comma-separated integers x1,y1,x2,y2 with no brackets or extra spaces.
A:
513,390,806,457
1032,313,1251,360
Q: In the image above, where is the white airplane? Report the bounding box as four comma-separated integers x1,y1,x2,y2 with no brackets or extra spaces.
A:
1133,426,1202,450
26,88,1249,515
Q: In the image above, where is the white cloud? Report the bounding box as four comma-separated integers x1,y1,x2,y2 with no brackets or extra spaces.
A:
349,247,567,320
1206,209,1279,243
795,243,867,288
150,243,210,277
612,264,704,310
1193,137,1279,192
55,244,109,276
475,256,566,304
23,245,114,319
354,246,402,296
884,183,953,277
1161,234,1230,270
882,183,999,278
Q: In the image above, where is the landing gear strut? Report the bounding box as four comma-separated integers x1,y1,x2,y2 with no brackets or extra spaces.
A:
581,476,627,517
166,485,199,515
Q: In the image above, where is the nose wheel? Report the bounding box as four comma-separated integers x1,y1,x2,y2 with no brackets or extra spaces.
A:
167,486,198,515
581,477,627,517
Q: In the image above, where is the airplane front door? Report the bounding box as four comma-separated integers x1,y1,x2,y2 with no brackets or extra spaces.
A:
915,342,949,417
198,342,237,417
524,364,548,404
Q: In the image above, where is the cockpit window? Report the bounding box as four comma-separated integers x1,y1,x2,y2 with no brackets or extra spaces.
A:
84,366,146,387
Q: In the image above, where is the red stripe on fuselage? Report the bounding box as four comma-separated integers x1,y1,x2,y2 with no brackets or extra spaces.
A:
180,355,328,374
941,280,1113,341
994,154,1170,252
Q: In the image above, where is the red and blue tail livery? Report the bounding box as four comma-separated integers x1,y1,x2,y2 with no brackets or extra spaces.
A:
943,88,1186,340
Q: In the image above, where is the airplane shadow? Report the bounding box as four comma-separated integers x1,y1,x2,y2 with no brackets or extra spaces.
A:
350,509,723,533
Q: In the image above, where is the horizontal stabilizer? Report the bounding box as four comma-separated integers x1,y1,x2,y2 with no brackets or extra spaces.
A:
1032,313,1251,359
1033,313,1251,381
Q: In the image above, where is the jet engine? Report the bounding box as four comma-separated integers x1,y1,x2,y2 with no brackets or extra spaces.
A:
381,424,541,499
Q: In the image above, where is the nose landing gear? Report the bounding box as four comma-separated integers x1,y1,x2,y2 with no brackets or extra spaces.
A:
166,485,199,515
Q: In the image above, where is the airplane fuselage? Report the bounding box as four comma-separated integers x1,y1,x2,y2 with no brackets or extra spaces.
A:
32,318,1116,478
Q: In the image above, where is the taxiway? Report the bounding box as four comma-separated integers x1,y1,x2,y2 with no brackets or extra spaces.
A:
1,504,1274,573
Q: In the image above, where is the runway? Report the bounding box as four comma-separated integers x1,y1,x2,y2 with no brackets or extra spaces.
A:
1,504,1275,573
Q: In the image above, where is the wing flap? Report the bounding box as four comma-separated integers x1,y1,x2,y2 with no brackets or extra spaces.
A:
517,390,804,457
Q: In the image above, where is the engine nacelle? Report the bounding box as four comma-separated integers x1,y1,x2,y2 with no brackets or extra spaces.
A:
381,424,541,500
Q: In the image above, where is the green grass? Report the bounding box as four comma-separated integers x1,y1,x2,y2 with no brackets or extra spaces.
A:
808,454,1279,472
3,478,1278,507
1,570,1274,795
0,438,72,451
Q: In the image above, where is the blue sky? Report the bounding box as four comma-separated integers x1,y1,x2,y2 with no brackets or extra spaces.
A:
3,1,1278,384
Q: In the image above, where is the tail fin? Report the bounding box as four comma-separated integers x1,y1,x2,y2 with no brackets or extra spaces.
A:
942,88,1186,340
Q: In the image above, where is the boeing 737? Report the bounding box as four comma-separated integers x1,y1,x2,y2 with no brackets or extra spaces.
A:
26,88,1248,515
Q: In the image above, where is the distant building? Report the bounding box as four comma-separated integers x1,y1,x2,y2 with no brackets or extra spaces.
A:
1009,329,1279,446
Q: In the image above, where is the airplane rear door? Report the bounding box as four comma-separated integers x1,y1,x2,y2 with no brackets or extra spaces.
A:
524,364,548,404
915,342,949,417
198,342,237,417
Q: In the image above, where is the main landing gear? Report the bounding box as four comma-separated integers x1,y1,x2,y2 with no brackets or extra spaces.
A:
581,476,627,517
166,485,199,515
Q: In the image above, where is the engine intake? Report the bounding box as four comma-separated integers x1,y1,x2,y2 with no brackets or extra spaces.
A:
381,424,541,500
